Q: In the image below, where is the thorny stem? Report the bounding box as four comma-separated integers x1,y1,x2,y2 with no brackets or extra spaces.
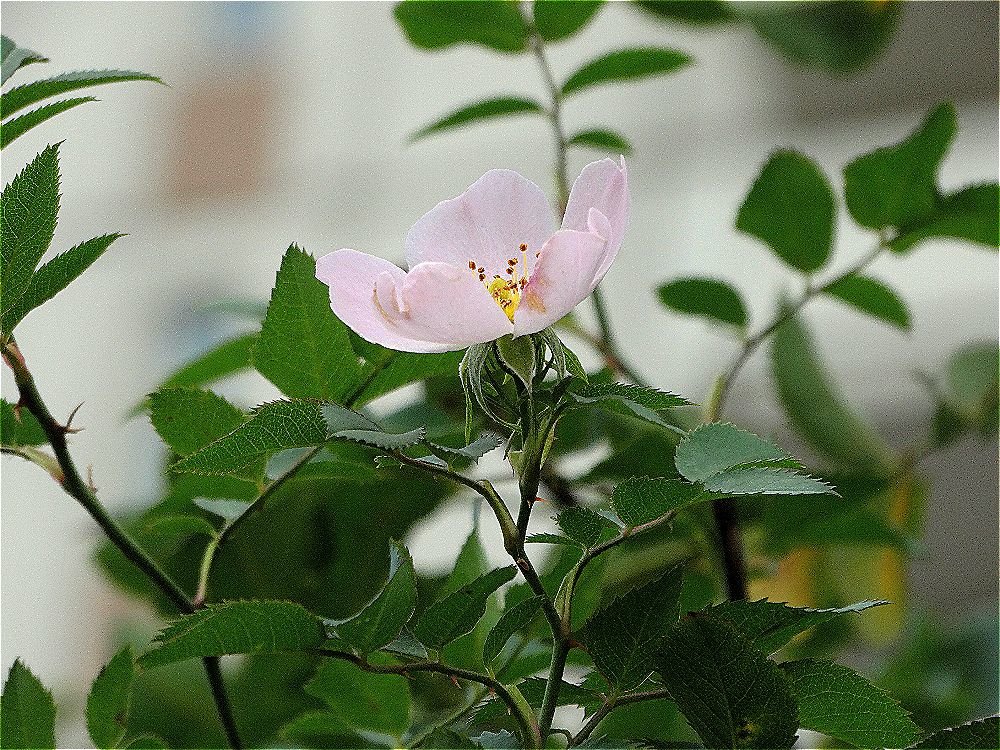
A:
1,339,243,750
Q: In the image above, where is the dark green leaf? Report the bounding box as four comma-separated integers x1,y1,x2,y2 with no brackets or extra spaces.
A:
149,387,247,457
562,47,691,96
534,1,604,42
1,233,121,332
1,659,56,750
478,730,520,748
159,333,257,390
441,530,490,598
144,514,218,546
123,735,168,749
347,347,463,406
412,96,544,141
278,710,352,744
910,717,1000,750
0,96,95,149
306,659,411,737
611,476,705,527
557,506,618,547
414,566,516,649
254,246,363,401
567,127,633,155
334,540,417,654
657,277,748,329
1,398,47,446
1,144,59,320
824,273,910,329
634,0,734,24
525,532,582,547
892,183,1000,253
483,595,543,663
705,598,888,654
782,659,920,748
86,646,138,749
571,382,692,431
139,600,324,669
674,422,789,482
1,69,161,119
394,0,530,53
654,614,799,749
736,150,835,272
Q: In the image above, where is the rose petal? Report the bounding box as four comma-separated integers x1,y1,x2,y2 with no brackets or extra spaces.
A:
512,228,608,336
405,169,555,276
562,157,629,280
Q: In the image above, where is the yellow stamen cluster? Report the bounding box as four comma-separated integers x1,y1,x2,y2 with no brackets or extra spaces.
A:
471,244,530,323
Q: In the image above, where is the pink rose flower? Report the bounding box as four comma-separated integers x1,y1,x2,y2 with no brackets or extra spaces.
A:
316,158,628,353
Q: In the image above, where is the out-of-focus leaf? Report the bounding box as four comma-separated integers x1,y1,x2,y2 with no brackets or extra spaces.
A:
934,342,999,434
892,183,999,253
566,127,633,155
824,273,910,329
394,0,530,53
1,659,56,750
657,277,748,330
633,0,733,24
483,595,543,664
1,36,47,84
305,658,411,737
149,387,247,457
413,566,516,650
0,96,95,148
1,69,161,118
736,150,835,273
86,646,138,749
412,96,544,141
909,717,1000,750
562,47,691,97
1,398,47,446
158,333,257,391
534,0,604,42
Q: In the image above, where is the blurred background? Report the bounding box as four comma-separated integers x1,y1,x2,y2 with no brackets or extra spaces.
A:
1,1,997,746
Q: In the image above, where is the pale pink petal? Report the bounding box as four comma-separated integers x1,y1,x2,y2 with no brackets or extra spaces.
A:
562,157,629,280
512,229,608,336
398,261,514,348
316,249,451,353
405,169,556,276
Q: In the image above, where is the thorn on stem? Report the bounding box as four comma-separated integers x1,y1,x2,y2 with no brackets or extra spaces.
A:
63,402,85,434
86,465,98,492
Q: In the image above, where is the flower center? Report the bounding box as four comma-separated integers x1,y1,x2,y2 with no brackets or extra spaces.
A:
469,244,532,323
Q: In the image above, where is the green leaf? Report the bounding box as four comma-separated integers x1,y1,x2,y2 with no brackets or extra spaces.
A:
171,399,327,476
159,333,257,390
305,659,411,737
149,387,247,456
771,312,896,474
139,600,324,669
1,234,122,332
556,506,618,547
123,735,168,749
525,532,582,547
86,646,138,749
534,0,604,41
844,103,955,233
634,0,734,24
346,346,463,406
654,615,799,749
254,245,363,401
611,476,706,527
496,334,536,390
562,47,691,96
1,69,161,119
427,433,502,463
1,36,47,85
144,514,218,546
910,717,1000,750
702,466,834,496
566,127,633,155
412,96,544,141
332,427,426,451
892,183,999,253
824,273,910,330
334,540,417,654
1,143,60,319
483,595,543,664
571,382,691,431
413,566,516,649
441,530,490,598
705,598,888,655
736,150,835,273
0,96,95,149
657,277,748,330
394,0,530,53
1,659,56,750
1,398,47,446
192,498,252,523
782,659,920,748
583,564,683,689
942,342,999,427
674,422,789,482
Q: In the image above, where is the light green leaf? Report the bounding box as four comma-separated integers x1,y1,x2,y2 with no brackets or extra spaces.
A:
192,498,252,523
534,0,604,42
334,540,417,654
736,150,835,273
583,565,683,689
320,402,381,433
567,128,633,155
1,143,60,319
909,717,999,750
1,69,161,119
674,422,789,482
702,466,834,496
1,36,47,85
705,598,888,655
892,183,999,253
412,96,544,141
1,659,56,750
483,595,543,664
0,96,95,149
254,245,363,401
573,381,691,410
525,532,582,547
332,427,426,451
562,47,691,96
556,506,618,547
782,659,921,748
149,387,247,457
654,615,799,749
427,433,502,463
944,343,999,425
496,334,536,390
86,646,137,749
1,398,47,446
306,659,412,737
158,333,257,391
657,277,748,330
824,273,910,329
611,476,706,527
1,234,122,332
414,566,516,650
394,0,529,53
139,600,324,669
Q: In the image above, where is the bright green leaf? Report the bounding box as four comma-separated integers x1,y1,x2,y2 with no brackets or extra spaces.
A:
414,566,516,650
0,96,95,149
483,595,543,664
736,150,835,273
525,532,582,547
674,422,789,482
427,433,502,464
566,127,633,155
412,96,544,141
394,0,529,53
139,600,324,669
347,347,463,407
1,398,47,446
562,47,691,96
824,273,910,329
149,387,247,457
909,717,1000,750
123,735,168,749
1,659,56,750
611,476,706,527
657,277,748,330
1,69,161,119
1,36,47,84
86,646,137,749
534,1,604,42
306,659,411,737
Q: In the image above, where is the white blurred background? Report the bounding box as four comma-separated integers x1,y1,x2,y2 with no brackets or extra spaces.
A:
1,1,997,745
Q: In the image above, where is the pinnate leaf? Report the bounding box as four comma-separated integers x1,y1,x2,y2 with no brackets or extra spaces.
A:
567,128,633,155
86,646,137,749
782,659,921,748
824,273,910,330
412,96,544,141
1,69,161,119
139,600,324,668
1,659,56,750
611,476,705,527
657,277,748,330
909,717,999,749
736,150,835,273
414,566,516,650
394,0,529,53
0,96,95,149
534,0,604,42
483,595,543,664
562,47,691,96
